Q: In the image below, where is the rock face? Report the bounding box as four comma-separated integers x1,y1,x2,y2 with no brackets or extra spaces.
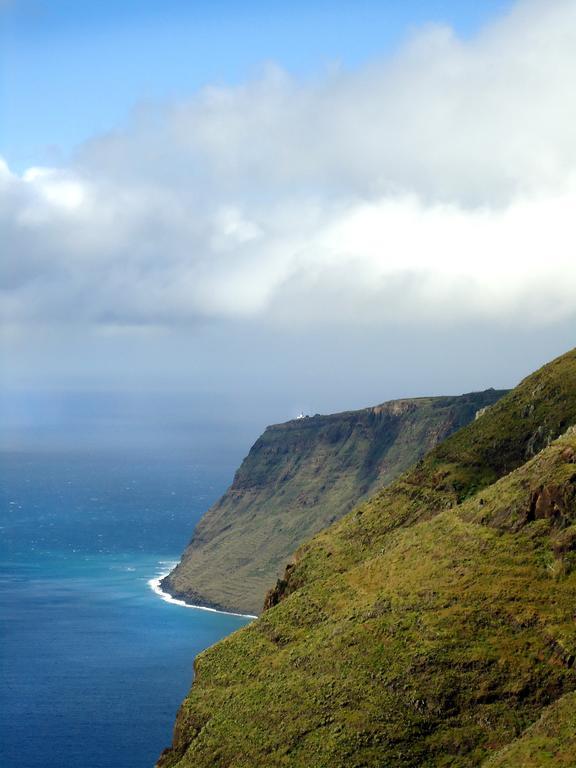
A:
162,390,506,615
157,348,576,768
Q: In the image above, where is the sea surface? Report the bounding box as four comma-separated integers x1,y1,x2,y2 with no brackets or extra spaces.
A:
0,450,252,768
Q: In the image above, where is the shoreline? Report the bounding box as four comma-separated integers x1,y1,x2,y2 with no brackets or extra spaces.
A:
148,567,257,619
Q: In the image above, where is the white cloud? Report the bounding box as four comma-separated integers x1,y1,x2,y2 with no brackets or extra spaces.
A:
22,167,85,212
2,0,576,331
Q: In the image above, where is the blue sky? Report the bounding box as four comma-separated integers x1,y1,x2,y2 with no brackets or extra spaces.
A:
1,0,512,170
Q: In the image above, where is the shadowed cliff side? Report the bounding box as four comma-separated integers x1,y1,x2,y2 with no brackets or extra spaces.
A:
157,348,576,768
162,390,505,615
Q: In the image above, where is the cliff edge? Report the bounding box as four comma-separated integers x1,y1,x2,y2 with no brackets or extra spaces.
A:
162,390,505,615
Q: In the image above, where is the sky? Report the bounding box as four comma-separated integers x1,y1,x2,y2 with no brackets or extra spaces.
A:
1,0,576,453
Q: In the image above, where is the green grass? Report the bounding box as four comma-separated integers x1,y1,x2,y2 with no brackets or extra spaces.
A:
157,348,576,768
483,692,576,767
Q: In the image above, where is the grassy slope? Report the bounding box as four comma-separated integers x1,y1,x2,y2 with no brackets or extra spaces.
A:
157,348,576,768
279,348,576,597
163,392,505,615
482,693,576,767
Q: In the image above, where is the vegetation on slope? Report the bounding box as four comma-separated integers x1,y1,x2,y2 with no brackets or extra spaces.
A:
163,391,505,614
270,348,576,601
482,692,576,767
158,348,576,768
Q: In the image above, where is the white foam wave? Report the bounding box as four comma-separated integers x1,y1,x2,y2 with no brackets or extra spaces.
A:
148,568,257,619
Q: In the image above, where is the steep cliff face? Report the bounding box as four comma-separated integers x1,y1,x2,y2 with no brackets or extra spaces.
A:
162,390,505,615
157,348,576,768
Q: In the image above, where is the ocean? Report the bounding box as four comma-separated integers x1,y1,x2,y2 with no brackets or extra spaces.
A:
0,449,252,768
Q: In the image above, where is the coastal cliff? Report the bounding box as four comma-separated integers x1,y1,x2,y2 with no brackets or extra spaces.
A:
158,348,576,768
162,390,505,615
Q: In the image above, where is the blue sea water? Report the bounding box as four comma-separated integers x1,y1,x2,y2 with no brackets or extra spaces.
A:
0,450,251,768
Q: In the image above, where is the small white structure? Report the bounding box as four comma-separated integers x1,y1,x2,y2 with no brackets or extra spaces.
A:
296,412,306,420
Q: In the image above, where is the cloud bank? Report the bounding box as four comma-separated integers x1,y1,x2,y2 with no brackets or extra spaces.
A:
2,0,576,331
